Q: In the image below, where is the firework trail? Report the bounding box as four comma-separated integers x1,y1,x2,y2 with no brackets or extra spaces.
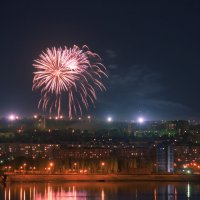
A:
33,45,107,118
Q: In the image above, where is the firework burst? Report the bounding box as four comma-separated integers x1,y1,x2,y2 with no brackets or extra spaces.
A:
33,45,107,118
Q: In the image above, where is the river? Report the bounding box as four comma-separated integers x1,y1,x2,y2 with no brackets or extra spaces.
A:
1,181,200,200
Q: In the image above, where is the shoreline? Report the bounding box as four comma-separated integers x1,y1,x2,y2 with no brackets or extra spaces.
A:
1,174,200,183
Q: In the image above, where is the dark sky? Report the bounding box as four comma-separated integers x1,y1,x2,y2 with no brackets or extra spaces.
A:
1,0,200,121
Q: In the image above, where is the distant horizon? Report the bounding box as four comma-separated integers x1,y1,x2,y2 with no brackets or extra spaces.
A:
0,113,199,123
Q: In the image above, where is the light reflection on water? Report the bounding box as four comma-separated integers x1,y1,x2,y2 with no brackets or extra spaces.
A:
1,182,200,200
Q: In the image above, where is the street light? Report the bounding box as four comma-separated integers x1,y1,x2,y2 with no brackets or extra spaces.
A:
101,162,105,173
8,166,11,172
47,167,51,173
74,163,77,171
23,163,27,172
49,162,54,173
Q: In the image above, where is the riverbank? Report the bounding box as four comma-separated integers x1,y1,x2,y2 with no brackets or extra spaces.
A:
1,173,200,182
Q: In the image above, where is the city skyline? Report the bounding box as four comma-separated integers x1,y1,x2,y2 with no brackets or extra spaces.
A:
1,2,200,198
1,1,200,120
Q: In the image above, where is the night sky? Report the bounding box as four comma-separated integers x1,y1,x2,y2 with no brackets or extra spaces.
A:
1,0,200,121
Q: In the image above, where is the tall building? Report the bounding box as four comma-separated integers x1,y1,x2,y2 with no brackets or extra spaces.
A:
156,144,174,173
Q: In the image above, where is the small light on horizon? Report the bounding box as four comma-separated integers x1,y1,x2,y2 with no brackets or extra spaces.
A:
8,114,19,121
8,115,15,121
34,115,38,119
107,117,112,122
138,117,144,123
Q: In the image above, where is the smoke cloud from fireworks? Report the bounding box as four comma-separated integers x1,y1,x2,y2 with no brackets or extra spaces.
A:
33,45,107,118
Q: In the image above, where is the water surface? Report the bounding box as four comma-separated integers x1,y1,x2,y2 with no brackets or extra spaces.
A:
1,181,200,200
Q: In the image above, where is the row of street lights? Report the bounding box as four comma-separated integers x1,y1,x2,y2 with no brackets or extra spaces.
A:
3,161,106,174
72,162,106,173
